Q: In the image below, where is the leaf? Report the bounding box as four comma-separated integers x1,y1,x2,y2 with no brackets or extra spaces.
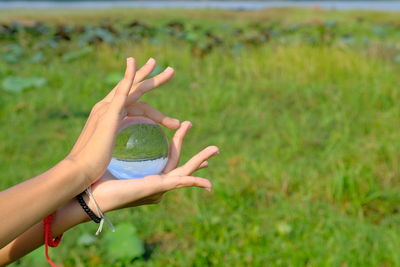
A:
231,42,245,55
61,46,93,62
5,43,23,55
78,233,97,246
30,51,45,63
1,44,24,63
78,27,116,45
94,28,116,44
149,65,164,78
276,222,292,235
103,224,145,261
0,53,20,64
184,32,199,43
105,72,122,85
2,76,47,93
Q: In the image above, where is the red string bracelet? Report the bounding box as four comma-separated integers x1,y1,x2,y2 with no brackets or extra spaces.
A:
43,213,63,267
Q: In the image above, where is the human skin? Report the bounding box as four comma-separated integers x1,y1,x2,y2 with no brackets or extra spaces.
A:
0,121,218,265
0,57,218,258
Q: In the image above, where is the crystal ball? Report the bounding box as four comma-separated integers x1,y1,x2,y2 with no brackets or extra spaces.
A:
108,117,169,179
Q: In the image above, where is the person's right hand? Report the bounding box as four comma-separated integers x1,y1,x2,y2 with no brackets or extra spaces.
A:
87,121,219,213
65,58,179,185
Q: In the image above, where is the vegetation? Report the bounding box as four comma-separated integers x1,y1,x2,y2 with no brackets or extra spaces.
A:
1,7,400,266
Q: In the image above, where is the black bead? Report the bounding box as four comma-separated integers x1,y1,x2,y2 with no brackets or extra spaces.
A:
75,192,102,224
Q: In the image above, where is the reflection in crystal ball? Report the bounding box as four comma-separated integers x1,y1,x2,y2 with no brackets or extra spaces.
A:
108,117,169,179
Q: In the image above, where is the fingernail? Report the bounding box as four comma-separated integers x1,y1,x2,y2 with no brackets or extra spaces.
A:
146,58,155,64
164,66,174,73
209,146,219,155
126,57,133,63
172,118,180,124
205,187,212,192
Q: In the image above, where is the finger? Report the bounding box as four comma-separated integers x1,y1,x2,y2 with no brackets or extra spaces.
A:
134,58,156,83
103,58,156,103
126,67,174,106
164,175,212,192
126,101,180,129
168,146,219,176
69,102,107,156
91,178,157,212
162,121,192,173
74,59,136,156
84,58,137,159
198,161,209,169
110,57,136,110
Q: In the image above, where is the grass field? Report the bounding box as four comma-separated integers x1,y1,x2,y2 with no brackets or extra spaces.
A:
1,7,400,266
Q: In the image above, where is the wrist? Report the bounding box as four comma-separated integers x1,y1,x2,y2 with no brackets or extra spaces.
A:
85,189,112,217
75,193,102,223
54,198,90,232
58,158,90,188
65,192,102,225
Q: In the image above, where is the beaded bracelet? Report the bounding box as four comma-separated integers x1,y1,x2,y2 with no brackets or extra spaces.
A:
76,186,115,235
76,192,102,223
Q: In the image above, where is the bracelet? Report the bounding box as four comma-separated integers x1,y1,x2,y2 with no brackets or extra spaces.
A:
76,192,102,223
85,186,115,235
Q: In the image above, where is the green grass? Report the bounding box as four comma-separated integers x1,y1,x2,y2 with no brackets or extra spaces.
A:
1,8,400,266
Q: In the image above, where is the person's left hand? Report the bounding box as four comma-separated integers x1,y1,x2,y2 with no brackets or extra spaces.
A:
65,57,180,186
87,121,219,213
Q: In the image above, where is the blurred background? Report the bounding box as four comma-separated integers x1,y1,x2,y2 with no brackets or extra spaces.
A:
1,0,400,266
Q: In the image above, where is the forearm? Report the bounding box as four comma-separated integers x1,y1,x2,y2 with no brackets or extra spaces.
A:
0,160,89,248
0,197,91,266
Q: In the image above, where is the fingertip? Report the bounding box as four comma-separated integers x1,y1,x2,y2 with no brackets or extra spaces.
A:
207,145,219,155
164,66,174,73
171,118,180,127
204,180,213,192
191,177,212,190
146,57,155,65
165,118,180,129
125,57,136,75
199,161,209,169
181,120,192,130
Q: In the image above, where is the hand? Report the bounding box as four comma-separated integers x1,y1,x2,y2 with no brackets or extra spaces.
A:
87,121,219,213
65,57,179,185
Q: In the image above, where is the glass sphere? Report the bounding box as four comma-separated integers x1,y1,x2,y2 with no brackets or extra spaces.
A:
108,117,169,179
